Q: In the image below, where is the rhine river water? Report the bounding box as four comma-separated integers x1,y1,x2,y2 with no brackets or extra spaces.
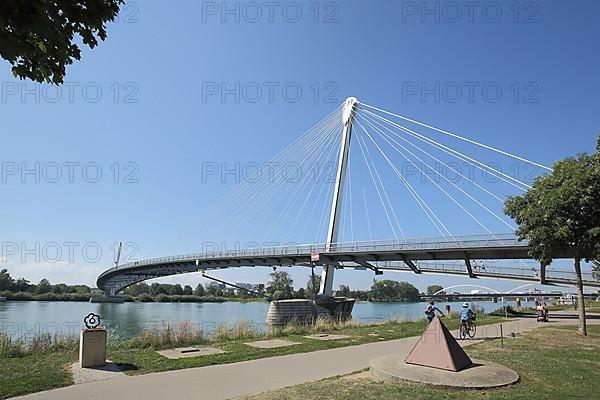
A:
0,299,534,340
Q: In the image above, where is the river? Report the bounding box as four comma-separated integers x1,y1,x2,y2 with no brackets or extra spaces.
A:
0,299,535,340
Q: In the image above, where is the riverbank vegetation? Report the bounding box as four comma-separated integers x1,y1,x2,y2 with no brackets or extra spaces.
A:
249,325,600,400
0,269,426,303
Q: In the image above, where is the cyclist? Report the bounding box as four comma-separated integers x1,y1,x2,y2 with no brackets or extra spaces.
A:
425,300,445,323
460,302,475,327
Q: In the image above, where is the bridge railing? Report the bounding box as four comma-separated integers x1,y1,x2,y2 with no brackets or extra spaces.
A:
375,261,598,283
105,233,524,273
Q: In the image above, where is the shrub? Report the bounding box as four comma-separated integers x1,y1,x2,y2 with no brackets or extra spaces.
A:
137,294,153,302
155,294,170,303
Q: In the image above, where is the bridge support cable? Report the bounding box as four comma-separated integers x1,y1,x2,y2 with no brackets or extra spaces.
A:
315,156,336,242
362,187,373,241
157,110,345,261
299,140,341,241
234,117,340,221
229,116,343,240
358,113,516,232
355,132,406,239
264,120,343,241
359,112,505,204
211,104,345,221
360,108,532,191
359,114,494,234
286,123,344,243
209,108,343,236
356,120,448,238
360,102,552,172
292,122,341,243
355,125,405,240
354,118,453,238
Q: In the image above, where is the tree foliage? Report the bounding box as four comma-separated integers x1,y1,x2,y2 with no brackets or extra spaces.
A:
504,134,600,335
0,269,13,291
193,283,205,297
504,135,600,264
426,285,445,296
267,271,293,300
368,280,420,302
0,0,123,84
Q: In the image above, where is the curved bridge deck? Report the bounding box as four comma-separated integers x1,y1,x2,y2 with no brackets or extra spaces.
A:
97,234,599,295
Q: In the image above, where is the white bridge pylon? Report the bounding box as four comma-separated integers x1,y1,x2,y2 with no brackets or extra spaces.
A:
320,97,359,297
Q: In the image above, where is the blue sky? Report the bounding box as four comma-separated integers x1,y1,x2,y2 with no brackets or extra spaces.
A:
0,0,598,293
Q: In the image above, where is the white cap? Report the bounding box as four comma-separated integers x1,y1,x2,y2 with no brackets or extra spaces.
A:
462,302,469,307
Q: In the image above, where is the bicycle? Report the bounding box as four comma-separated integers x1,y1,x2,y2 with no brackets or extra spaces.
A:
459,318,476,340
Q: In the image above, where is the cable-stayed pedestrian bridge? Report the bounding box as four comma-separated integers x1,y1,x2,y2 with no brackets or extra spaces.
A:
97,97,598,297
97,233,599,295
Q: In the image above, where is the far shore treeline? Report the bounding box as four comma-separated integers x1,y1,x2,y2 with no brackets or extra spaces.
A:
0,269,432,303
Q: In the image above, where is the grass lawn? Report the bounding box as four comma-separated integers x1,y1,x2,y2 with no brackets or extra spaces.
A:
108,315,505,375
0,349,77,400
250,325,600,400
0,315,505,399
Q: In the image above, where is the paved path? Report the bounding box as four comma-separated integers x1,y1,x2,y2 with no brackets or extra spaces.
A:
11,314,597,400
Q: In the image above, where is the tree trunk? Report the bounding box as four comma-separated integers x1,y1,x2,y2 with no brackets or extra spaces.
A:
574,256,587,336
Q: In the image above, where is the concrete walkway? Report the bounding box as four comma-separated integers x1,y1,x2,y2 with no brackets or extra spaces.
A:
11,314,596,400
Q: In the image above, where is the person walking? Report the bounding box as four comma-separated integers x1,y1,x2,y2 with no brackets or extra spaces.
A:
425,300,445,323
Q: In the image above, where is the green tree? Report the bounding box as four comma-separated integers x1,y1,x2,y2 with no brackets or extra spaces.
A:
35,278,52,294
183,285,193,296
0,0,124,84
427,285,445,296
504,135,600,335
194,283,205,297
71,284,91,294
52,283,68,294
171,284,184,296
125,282,149,296
296,287,306,299
0,269,14,291
305,275,322,299
12,278,32,292
368,280,420,302
267,271,293,300
149,283,161,296
205,284,217,297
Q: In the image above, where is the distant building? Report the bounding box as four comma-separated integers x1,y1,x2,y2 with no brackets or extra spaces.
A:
234,283,265,294
206,282,225,290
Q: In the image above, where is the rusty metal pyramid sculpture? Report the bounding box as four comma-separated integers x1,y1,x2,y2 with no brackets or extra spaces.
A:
404,316,472,372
